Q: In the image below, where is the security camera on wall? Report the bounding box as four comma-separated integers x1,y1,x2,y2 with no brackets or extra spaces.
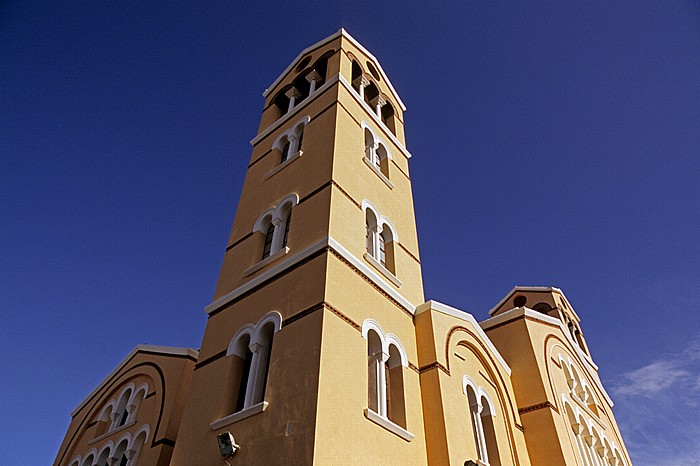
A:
216,432,239,458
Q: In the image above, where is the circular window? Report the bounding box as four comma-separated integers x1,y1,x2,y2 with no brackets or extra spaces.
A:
513,296,527,307
295,56,312,73
366,61,380,81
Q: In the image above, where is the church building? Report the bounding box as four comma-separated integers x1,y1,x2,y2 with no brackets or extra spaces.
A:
54,29,632,466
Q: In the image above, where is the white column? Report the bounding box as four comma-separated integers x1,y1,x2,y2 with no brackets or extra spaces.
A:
371,224,383,261
244,342,264,408
572,423,592,466
377,350,389,417
583,434,601,466
305,70,322,96
358,75,370,100
270,217,284,254
375,95,387,117
288,134,299,156
285,87,301,112
470,401,488,464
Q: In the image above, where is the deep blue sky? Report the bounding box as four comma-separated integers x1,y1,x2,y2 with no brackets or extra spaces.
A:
2,2,699,465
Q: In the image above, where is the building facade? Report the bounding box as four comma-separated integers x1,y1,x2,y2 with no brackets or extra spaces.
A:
55,29,632,466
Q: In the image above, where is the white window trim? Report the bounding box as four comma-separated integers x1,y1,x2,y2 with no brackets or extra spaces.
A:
364,408,414,441
363,157,394,189
210,401,269,430
244,246,290,276
364,252,402,287
265,150,302,179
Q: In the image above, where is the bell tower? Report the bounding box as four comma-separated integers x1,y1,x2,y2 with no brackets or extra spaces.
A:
171,29,428,465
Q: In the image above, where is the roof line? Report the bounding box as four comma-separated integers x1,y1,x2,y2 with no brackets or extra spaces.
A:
263,28,407,112
71,344,198,416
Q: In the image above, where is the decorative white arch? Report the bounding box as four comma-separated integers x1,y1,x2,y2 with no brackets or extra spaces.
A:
253,208,276,234
361,200,399,243
225,312,284,413
271,115,311,152
227,324,256,357
361,121,393,160
385,333,408,367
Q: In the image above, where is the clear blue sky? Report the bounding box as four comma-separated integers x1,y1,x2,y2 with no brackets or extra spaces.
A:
2,2,699,465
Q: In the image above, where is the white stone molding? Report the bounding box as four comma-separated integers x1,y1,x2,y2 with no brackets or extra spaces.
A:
265,150,301,179
416,301,511,376
364,407,415,442
227,324,255,358
210,401,268,431
363,157,394,189
204,236,418,316
253,208,276,235
244,246,290,276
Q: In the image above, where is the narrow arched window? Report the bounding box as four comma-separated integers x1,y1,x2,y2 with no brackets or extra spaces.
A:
282,211,291,248
351,60,362,93
80,454,95,466
112,440,129,466
480,395,501,466
262,223,274,260
366,209,378,257
113,389,132,429
366,329,383,414
280,139,290,163
381,101,397,135
95,448,111,466
386,344,406,428
228,332,253,413
378,230,386,267
295,126,304,154
252,321,276,404
466,386,487,463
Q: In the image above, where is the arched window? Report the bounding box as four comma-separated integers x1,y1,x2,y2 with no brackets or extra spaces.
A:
94,444,112,466
279,138,291,163
351,60,363,93
380,101,396,135
80,454,95,466
262,223,274,260
386,343,406,428
111,438,129,466
282,210,291,248
226,312,282,413
126,383,148,424
128,425,150,466
362,320,409,433
463,380,501,465
480,394,501,466
363,201,398,277
366,328,383,414
366,208,378,258
112,388,132,430
94,402,115,438
364,81,379,109
252,193,299,266
364,128,378,168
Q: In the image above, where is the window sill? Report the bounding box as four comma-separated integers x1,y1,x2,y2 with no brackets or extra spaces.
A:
364,252,402,287
88,420,136,445
265,150,302,179
210,401,269,430
363,157,394,189
244,247,290,276
364,408,414,441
